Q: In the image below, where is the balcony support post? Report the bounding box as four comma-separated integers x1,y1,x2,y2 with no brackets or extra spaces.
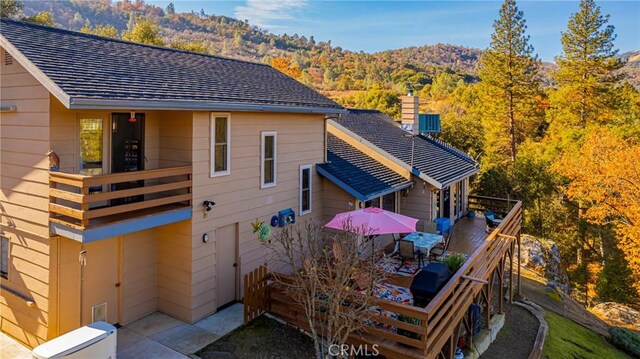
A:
80,185,89,229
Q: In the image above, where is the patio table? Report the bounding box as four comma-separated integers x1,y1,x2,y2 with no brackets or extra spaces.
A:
402,232,445,268
403,232,444,255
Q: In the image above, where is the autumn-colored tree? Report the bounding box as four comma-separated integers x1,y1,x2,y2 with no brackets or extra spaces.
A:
170,40,209,54
336,89,401,118
556,128,640,296
270,56,302,79
23,11,55,27
122,18,163,46
0,0,23,18
478,0,543,165
549,0,623,129
80,23,119,39
435,82,484,159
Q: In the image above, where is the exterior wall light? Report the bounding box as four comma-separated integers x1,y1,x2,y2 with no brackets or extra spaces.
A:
202,233,209,243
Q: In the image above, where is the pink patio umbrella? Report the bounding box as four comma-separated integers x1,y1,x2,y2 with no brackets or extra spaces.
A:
325,207,418,235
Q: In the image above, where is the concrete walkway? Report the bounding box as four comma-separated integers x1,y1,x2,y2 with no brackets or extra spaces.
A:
118,303,243,358
0,332,31,359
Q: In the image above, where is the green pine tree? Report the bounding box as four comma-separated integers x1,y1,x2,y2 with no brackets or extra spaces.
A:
550,0,623,128
478,0,542,165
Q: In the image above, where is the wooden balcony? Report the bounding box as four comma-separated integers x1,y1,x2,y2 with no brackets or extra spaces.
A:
49,166,192,240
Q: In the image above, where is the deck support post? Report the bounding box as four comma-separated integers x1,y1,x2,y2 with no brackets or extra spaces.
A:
484,274,492,328
517,231,521,296
509,241,514,303
467,299,475,353
498,261,504,314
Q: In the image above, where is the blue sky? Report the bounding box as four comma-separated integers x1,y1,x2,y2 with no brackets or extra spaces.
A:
149,1,640,61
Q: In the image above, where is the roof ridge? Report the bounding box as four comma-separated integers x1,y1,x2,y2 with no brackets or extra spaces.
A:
0,18,271,68
418,134,476,164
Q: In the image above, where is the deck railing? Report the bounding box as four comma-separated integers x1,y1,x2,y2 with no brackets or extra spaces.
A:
246,198,523,359
468,194,517,217
49,166,192,229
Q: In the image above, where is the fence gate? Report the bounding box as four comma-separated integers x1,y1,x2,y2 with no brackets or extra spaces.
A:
243,265,268,324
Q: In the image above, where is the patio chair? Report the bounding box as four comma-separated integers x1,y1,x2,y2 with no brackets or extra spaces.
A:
429,230,451,261
483,210,502,233
396,240,418,274
423,221,438,234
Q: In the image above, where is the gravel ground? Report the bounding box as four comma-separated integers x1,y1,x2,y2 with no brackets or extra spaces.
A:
480,304,539,359
196,315,316,359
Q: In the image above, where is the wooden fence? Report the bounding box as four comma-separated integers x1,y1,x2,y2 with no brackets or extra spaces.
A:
243,265,269,324
49,166,192,229
244,199,523,359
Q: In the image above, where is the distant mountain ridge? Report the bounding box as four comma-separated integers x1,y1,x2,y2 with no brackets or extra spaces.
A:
21,0,639,91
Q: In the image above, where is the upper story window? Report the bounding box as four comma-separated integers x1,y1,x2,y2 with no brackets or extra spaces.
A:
261,131,277,188
211,113,231,177
300,164,312,215
1,236,9,279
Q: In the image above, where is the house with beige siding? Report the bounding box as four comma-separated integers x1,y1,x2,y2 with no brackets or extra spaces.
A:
0,19,484,351
0,19,343,347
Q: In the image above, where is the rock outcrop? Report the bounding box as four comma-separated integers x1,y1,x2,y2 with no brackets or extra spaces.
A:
520,235,570,292
592,302,640,331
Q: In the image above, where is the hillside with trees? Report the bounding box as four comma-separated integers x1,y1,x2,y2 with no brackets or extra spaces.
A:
2,0,639,311
18,0,482,115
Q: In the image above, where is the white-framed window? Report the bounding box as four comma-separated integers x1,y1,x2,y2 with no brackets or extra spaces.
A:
358,192,398,213
1,236,9,279
432,189,441,219
300,164,312,215
261,131,277,188
210,113,231,177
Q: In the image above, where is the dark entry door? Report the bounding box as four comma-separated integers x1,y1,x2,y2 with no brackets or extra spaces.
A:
111,113,145,205
443,187,451,219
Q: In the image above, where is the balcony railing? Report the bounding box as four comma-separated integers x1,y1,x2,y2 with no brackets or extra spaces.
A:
49,166,192,230
468,194,517,217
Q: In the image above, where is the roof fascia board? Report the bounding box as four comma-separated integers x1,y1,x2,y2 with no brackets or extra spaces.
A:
316,165,367,202
0,35,71,108
68,98,347,114
440,168,480,188
327,120,444,189
362,181,415,202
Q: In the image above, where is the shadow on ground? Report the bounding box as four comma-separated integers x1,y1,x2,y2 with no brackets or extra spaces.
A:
196,315,315,359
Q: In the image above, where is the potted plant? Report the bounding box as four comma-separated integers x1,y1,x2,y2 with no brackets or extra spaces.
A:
397,314,422,340
441,253,466,273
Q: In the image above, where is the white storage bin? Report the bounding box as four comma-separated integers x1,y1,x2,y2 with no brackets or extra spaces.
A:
32,321,116,359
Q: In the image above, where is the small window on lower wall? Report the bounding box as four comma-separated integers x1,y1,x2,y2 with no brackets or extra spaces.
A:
1,237,9,279
359,193,398,213
300,164,312,215
382,192,397,213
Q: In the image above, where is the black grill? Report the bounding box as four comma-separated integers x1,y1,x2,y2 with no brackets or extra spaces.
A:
410,262,453,307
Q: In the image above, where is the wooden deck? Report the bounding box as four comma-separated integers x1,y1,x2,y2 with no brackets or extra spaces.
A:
449,215,489,255
245,198,524,359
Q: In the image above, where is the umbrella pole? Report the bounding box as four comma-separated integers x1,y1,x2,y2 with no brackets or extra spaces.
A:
371,235,379,264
